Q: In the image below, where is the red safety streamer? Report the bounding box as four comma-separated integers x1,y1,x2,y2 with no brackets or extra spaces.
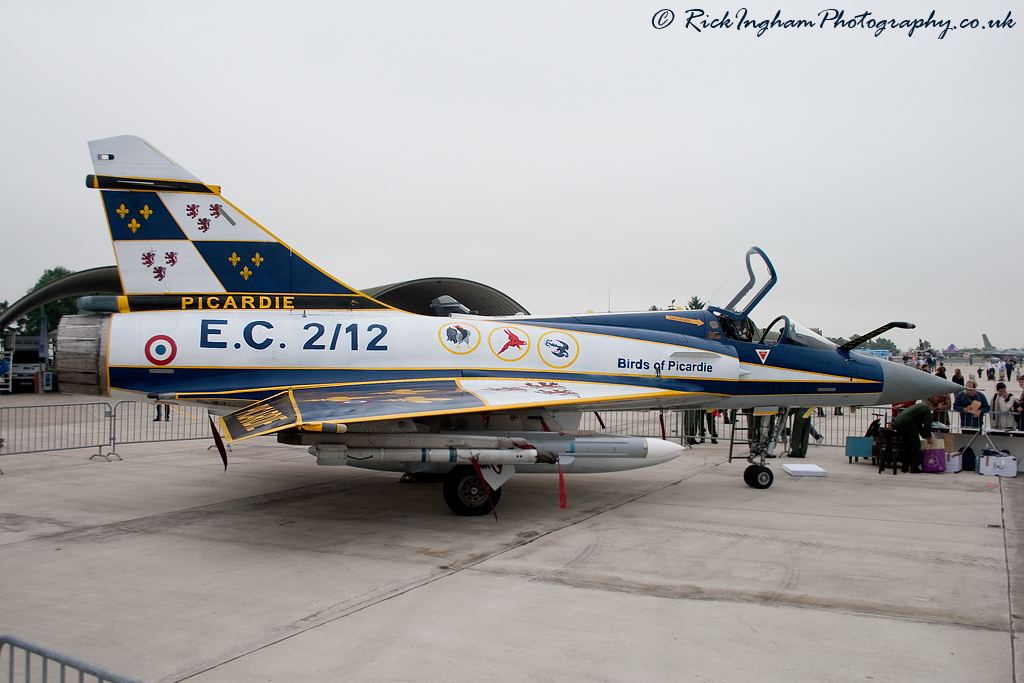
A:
659,410,666,440
558,461,567,509
470,458,498,522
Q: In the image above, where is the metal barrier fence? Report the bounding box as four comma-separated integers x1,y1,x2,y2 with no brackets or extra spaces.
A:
0,401,212,462
110,401,211,452
580,408,1023,445
0,403,111,458
1,401,1018,464
0,634,145,683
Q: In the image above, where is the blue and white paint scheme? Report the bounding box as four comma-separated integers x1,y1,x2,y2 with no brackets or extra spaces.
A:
57,136,960,514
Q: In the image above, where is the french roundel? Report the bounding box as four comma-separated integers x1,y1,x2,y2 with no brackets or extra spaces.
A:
145,335,177,366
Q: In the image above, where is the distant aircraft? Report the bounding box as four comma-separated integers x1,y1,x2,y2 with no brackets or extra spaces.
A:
852,349,892,360
56,136,958,515
981,335,1024,359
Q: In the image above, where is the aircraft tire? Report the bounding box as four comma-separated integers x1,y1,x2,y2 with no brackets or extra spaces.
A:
443,465,501,516
749,465,774,489
743,465,759,486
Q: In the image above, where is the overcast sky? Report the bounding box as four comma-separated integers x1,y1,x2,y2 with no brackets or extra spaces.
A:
1,1,1020,350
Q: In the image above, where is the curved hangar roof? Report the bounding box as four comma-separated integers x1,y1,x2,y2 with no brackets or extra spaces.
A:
0,270,528,332
363,277,529,317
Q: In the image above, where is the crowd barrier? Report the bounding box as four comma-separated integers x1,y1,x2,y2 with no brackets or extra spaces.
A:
1,402,1019,467
0,634,145,683
0,401,211,463
579,407,1023,445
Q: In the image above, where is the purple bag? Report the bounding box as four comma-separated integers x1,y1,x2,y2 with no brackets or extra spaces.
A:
921,448,946,473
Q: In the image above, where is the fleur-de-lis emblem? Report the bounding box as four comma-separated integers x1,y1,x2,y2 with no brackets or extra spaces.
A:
116,204,129,219
128,219,141,233
140,205,153,220
228,252,241,267
240,266,253,281
252,253,264,267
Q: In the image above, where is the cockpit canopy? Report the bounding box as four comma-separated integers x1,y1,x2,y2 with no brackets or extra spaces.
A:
707,247,834,350
706,247,776,320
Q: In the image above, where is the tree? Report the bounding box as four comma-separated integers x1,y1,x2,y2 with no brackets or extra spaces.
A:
866,337,899,353
22,267,77,336
824,333,898,353
0,298,25,335
685,296,705,310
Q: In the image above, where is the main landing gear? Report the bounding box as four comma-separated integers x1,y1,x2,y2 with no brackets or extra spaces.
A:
442,465,501,516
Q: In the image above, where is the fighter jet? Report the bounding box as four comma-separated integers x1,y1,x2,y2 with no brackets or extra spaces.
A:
981,335,1024,359
56,136,959,515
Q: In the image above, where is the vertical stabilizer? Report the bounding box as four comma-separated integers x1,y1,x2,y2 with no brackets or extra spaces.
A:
86,136,389,313
982,334,994,351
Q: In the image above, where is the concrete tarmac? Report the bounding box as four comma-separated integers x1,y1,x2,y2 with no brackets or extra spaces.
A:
1,399,1022,681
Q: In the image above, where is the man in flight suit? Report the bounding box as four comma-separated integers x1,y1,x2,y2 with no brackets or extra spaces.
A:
893,399,936,473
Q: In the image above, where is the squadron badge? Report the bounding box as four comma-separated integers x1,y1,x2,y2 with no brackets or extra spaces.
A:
439,323,480,354
538,331,580,369
488,327,530,362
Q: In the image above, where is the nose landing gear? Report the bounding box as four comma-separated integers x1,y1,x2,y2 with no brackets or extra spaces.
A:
743,464,774,489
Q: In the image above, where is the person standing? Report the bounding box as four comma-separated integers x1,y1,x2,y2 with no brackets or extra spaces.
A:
683,410,700,445
935,363,947,379
930,393,952,430
954,380,990,432
992,382,1016,430
1014,376,1024,430
698,409,718,444
951,368,965,386
787,407,813,458
893,400,936,473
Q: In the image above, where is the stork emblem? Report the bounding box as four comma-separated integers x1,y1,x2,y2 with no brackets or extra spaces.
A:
538,331,580,369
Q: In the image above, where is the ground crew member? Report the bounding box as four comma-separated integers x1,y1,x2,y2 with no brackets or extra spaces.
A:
893,400,936,473
788,407,814,458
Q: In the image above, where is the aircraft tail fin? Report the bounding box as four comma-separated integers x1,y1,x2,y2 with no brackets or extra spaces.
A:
86,136,389,313
982,334,994,351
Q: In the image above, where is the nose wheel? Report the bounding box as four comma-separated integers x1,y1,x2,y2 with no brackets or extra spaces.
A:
743,464,774,489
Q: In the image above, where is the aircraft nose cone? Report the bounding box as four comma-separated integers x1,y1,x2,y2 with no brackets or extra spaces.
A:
876,361,963,405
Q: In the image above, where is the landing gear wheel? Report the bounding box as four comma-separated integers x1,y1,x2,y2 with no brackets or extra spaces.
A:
746,465,774,489
443,465,501,516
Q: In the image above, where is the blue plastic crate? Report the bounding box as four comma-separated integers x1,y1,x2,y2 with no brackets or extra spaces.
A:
845,436,874,463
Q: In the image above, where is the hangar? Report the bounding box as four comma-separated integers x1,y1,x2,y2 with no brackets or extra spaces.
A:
0,268,529,331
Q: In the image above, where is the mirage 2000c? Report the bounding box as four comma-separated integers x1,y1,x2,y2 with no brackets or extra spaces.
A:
55,136,958,515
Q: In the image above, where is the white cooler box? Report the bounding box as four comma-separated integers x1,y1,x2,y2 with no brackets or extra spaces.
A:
978,453,1017,478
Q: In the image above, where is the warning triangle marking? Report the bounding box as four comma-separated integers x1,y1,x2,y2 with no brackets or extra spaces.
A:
756,349,770,364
